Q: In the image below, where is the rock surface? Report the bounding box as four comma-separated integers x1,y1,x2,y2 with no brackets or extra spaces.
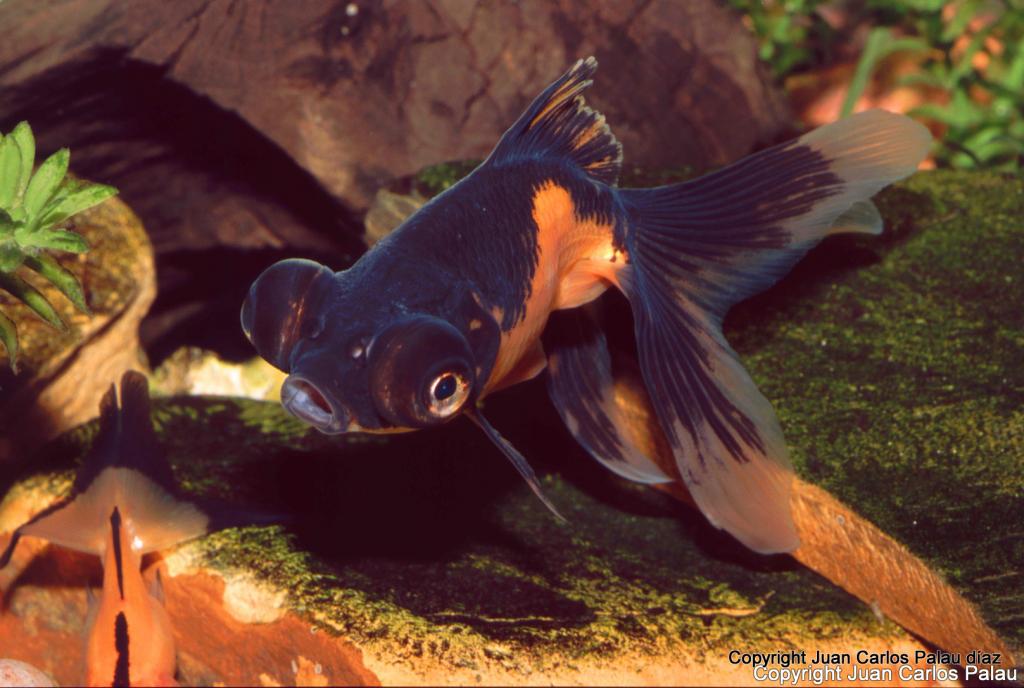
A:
0,170,1020,683
0,195,155,466
0,0,792,359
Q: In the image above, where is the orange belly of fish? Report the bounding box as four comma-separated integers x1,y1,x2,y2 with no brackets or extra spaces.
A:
484,181,624,394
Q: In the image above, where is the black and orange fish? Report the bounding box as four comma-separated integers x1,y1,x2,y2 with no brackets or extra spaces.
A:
241,57,930,554
0,372,264,686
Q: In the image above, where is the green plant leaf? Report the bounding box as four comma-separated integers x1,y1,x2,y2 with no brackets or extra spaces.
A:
0,135,22,209
0,309,18,373
950,23,995,85
39,183,117,226
0,272,65,330
841,29,928,117
909,105,958,127
0,243,25,272
896,71,946,89
10,122,34,200
22,253,89,314
20,228,89,253
941,0,982,42
22,148,69,221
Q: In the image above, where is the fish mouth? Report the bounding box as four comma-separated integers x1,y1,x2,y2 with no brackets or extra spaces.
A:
280,376,347,434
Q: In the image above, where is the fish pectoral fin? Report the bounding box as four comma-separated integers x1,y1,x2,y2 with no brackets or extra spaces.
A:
488,340,548,393
543,306,672,485
466,409,567,523
9,495,108,559
553,259,618,311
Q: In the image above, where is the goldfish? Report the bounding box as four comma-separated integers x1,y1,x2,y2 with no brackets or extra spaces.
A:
241,57,930,554
0,372,256,686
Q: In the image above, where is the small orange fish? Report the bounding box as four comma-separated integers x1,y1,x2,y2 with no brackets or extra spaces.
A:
1,372,259,686
241,57,930,554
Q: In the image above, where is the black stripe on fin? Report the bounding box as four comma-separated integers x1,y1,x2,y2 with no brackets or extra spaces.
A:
113,611,130,687
543,307,670,484
110,506,125,600
487,57,622,185
618,110,930,554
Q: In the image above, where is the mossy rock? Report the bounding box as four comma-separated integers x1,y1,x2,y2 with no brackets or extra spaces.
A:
2,170,1022,684
0,194,155,464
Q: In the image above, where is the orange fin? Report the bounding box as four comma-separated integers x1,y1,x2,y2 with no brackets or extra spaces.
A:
487,56,622,185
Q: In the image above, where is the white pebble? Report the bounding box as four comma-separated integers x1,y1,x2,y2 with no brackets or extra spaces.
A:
0,659,57,687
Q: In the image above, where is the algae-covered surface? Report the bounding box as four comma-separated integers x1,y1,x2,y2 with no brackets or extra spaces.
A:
2,170,1022,678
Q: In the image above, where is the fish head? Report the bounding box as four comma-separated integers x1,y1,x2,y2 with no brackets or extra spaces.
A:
242,257,501,433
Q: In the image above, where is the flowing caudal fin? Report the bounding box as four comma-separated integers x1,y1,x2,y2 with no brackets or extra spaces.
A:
486,56,622,185
617,110,931,553
543,306,671,484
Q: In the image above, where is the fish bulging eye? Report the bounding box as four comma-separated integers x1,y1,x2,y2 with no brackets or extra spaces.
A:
368,315,476,427
241,258,334,372
428,371,469,417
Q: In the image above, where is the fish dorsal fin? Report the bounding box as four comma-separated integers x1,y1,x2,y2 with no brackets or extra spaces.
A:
73,371,174,496
487,57,622,185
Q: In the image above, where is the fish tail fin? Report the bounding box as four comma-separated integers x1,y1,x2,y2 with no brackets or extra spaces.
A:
616,110,930,553
487,56,622,185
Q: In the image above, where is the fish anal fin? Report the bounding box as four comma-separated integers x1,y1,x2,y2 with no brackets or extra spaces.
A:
543,307,671,485
488,57,622,185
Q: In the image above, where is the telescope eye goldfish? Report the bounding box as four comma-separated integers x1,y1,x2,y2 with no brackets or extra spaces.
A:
241,57,930,553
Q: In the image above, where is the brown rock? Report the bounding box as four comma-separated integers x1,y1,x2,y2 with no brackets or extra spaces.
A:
0,0,791,234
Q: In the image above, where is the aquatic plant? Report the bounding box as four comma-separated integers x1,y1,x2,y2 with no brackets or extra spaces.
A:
0,121,116,371
730,0,1024,171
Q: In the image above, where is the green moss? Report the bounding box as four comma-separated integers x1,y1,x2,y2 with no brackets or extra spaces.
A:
415,161,483,197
